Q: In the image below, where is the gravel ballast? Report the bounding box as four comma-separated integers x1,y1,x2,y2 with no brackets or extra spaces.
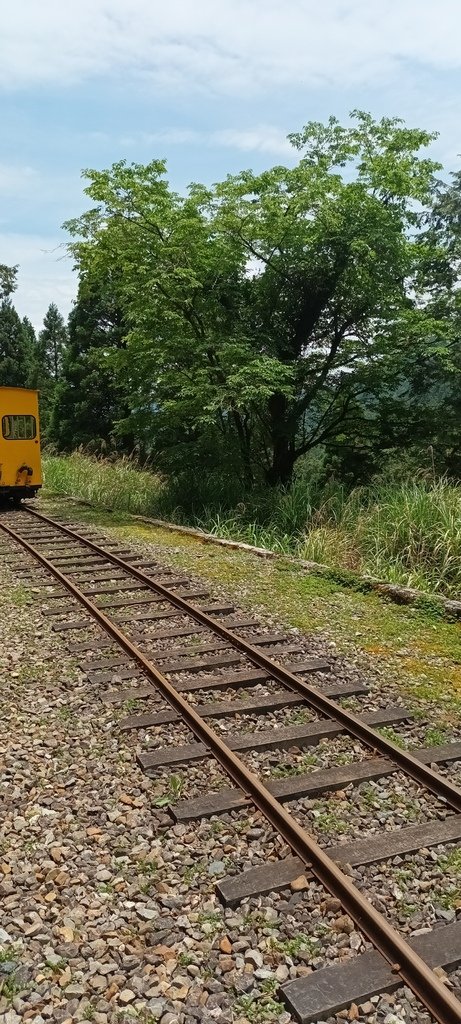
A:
1,508,461,1024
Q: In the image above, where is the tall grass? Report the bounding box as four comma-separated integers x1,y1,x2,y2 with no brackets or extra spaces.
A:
43,452,461,598
357,480,461,595
43,451,165,516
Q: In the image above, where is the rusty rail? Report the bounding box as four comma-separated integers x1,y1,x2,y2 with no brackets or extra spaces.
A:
2,510,461,1023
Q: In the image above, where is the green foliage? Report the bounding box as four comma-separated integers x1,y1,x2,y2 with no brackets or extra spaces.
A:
0,299,35,387
271,933,320,958
63,111,441,488
0,263,18,300
48,279,131,451
43,451,164,514
36,303,68,381
152,774,184,807
43,451,461,598
234,992,285,1023
376,726,407,748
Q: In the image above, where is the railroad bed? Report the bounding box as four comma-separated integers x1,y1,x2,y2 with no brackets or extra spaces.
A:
2,506,461,1024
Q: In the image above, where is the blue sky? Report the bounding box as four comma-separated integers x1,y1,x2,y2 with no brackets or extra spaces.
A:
1,0,461,329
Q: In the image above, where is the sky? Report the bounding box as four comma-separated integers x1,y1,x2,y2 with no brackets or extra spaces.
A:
1,0,461,330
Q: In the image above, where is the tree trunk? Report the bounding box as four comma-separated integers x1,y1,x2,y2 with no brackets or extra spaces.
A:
265,392,296,487
231,408,254,488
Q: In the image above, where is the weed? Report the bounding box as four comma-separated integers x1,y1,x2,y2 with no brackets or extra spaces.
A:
2,975,20,1001
423,726,448,746
438,847,461,874
9,586,31,607
153,774,184,807
271,934,320,958
243,911,280,930
234,993,286,1023
183,860,207,884
122,698,140,714
285,709,313,726
376,726,408,748
397,900,420,917
197,911,222,933
58,706,74,722
311,809,349,834
137,858,158,876
97,882,114,894
0,949,17,964
177,952,196,967
44,957,67,971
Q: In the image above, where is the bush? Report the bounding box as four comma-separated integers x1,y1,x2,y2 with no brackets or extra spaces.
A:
42,451,461,598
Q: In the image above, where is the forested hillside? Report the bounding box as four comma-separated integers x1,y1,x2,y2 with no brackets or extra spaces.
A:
2,112,461,594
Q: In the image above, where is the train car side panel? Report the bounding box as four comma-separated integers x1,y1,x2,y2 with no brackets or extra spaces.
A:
0,387,42,497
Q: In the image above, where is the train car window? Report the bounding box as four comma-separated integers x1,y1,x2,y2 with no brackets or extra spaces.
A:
2,415,36,440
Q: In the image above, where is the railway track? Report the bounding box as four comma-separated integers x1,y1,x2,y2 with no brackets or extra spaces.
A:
1,505,461,1024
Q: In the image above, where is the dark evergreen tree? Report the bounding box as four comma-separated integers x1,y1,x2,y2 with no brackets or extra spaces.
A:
37,303,68,381
0,265,35,387
0,301,34,386
49,281,131,451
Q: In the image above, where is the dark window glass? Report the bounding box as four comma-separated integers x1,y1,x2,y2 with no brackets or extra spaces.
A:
2,415,36,440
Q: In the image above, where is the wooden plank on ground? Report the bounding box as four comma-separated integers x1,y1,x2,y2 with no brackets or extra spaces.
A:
155,653,241,674
217,811,461,907
119,690,306,730
183,739,461,824
67,623,207,653
88,658,342,693
82,577,189,596
138,707,409,770
66,560,161,576
80,656,132,672
87,667,143,684
131,625,207,643
53,618,94,632
115,603,235,622
217,857,303,906
108,608,179,625
169,659,330,696
281,919,461,1023
67,637,115,653
141,640,302,661
100,588,209,610
223,617,259,628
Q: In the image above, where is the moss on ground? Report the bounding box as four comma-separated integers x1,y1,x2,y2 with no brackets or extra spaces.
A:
38,496,461,725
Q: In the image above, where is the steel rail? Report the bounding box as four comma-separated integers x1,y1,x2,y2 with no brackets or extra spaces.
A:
19,506,461,816
2,516,461,1023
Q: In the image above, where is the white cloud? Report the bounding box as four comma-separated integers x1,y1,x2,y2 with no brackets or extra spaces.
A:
138,125,293,157
212,127,293,156
2,1,461,94
0,234,76,330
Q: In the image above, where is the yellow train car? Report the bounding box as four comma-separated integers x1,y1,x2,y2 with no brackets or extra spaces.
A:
0,387,42,501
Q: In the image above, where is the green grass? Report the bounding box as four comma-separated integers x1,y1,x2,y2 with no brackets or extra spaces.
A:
38,494,461,725
43,453,461,598
43,450,165,517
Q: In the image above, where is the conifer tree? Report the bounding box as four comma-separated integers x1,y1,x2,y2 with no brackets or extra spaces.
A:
37,302,68,381
0,265,34,386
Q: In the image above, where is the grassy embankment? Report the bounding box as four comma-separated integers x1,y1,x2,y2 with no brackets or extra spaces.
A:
43,451,461,599
39,491,461,726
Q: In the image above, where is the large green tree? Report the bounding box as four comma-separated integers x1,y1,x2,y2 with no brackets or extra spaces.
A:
65,112,441,486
